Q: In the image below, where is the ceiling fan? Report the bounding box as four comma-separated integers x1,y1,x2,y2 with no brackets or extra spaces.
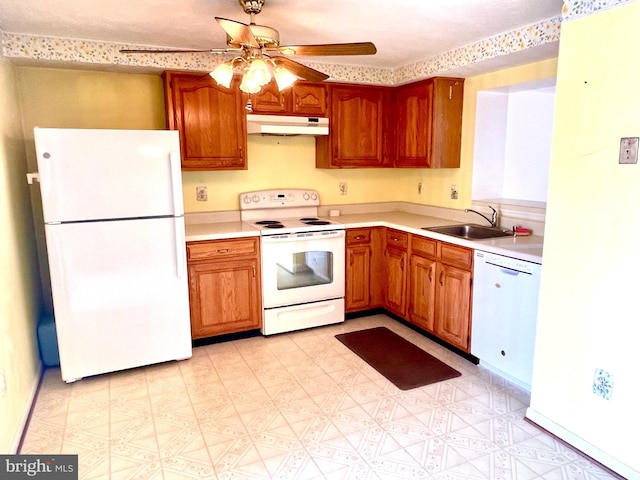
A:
120,0,377,92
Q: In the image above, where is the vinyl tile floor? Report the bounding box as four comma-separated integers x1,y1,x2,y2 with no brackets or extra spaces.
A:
20,314,620,479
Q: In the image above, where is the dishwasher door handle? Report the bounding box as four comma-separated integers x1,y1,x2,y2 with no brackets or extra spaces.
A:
499,268,521,276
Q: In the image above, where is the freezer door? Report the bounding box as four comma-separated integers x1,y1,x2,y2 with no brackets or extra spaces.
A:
34,128,184,223
45,217,192,382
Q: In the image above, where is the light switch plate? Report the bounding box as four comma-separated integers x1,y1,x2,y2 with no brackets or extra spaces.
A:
619,137,639,164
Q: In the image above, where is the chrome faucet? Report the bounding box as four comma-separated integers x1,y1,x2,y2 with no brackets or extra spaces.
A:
465,205,498,227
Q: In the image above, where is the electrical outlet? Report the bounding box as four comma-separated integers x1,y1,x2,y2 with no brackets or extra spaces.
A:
619,137,639,164
450,184,459,200
339,182,348,195
592,368,614,400
196,185,208,202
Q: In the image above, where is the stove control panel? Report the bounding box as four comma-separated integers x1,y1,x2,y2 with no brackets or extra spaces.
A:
240,189,320,210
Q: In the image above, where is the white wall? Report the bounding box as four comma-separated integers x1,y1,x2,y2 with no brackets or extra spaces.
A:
473,83,555,203
527,3,640,478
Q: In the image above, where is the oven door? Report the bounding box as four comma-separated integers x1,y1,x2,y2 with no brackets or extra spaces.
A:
261,230,345,308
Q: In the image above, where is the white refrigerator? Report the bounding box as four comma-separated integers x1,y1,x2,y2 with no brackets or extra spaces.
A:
32,128,192,383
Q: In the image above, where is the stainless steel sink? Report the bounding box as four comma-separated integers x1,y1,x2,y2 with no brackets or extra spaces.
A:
423,224,512,240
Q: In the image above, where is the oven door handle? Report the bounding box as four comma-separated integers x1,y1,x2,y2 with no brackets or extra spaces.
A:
261,230,345,243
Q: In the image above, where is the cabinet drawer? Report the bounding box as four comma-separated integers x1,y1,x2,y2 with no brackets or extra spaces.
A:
347,228,371,245
410,236,437,258
187,237,259,261
439,242,472,269
385,229,408,249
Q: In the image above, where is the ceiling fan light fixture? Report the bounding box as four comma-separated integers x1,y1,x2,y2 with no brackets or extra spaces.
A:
246,58,271,87
274,66,297,91
210,62,234,88
239,71,262,94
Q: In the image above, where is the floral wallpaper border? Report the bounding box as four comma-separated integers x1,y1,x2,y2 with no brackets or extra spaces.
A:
562,0,637,21
0,15,559,87
0,0,634,85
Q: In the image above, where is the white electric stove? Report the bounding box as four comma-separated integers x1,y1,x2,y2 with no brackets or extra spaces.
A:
240,189,345,335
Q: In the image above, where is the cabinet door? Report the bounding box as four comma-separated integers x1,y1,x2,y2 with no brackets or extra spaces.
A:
435,263,472,351
395,80,433,167
430,78,464,168
164,72,247,170
188,258,261,338
385,246,408,317
408,254,437,332
292,82,327,116
346,245,371,312
250,80,288,114
318,84,386,167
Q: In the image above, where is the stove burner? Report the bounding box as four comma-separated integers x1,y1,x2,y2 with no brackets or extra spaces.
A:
264,224,285,229
300,217,319,221
256,220,281,225
303,220,331,225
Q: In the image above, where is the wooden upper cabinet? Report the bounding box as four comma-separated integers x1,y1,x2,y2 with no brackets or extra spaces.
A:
250,81,327,116
394,77,464,168
394,81,433,167
163,71,247,170
250,80,287,114
292,82,327,116
316,84,389,168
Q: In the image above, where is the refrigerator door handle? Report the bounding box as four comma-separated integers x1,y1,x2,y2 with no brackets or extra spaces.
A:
175,217,186,279
169,152,184,216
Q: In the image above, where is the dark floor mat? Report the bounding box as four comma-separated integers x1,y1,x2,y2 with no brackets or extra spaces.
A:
335,326,461,390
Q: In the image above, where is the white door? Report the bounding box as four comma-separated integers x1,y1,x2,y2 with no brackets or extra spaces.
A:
45,216,191,382
34,128,183,222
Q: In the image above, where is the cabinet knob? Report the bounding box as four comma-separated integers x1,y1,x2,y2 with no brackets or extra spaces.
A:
217,248,229,253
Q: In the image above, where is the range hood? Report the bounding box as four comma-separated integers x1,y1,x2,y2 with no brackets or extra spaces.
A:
246,114,329,136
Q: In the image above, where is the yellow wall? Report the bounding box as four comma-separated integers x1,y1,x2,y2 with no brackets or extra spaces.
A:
16,63,557,213
0,56,41,452
530,2,640,475
17,67,166,164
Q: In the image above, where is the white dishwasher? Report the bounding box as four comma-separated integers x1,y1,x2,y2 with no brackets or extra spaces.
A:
471,250,542,391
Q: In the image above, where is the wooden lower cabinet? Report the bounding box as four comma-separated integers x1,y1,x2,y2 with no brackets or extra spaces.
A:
186,237,262,339
345,228,473,352
345,227,384,312
408,238,473,352
384,229,409,317
435,262,472,350
408,248,437,332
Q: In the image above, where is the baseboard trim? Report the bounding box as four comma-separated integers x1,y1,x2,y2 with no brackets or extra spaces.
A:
525,407,636,479
13,362,43,453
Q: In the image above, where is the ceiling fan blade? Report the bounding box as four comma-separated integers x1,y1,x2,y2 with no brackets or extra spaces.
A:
215,17,259,48
272,56,330,82
270,42,377,57
119,48,233,54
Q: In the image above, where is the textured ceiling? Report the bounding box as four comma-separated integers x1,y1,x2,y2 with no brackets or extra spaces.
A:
0,0,564,70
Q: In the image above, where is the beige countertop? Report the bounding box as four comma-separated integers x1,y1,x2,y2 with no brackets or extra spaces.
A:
185,211,543,264
334,212,543,264
185,221,260,242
